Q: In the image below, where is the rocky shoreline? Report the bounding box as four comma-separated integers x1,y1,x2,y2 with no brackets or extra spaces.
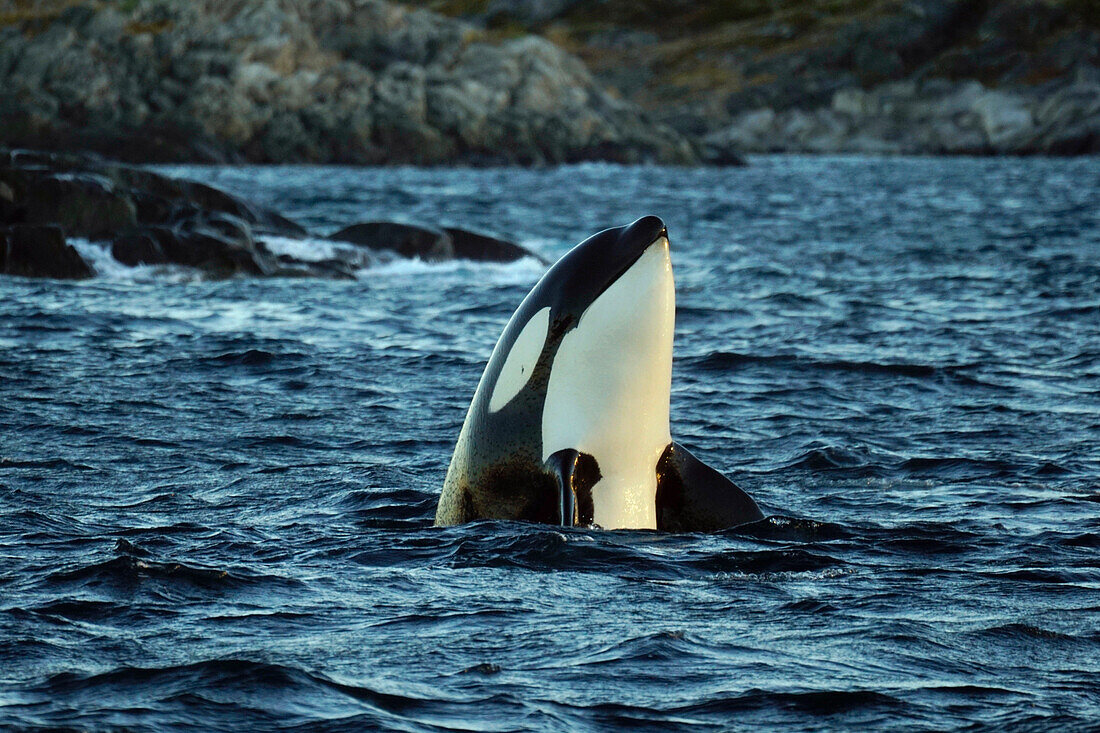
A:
706,78,1100,156
2,0,1098,164
0,0,695,166
1,148,540,280
420,0,1100,159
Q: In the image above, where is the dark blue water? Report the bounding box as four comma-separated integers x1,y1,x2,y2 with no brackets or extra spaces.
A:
2,157,1099,730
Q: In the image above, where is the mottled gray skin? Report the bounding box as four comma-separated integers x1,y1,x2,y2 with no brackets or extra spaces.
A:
434,298,563,525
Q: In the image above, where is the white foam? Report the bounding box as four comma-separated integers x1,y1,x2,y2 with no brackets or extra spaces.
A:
68,239,199,283
66,235,546,284
359,256,545,284
260,235,374,267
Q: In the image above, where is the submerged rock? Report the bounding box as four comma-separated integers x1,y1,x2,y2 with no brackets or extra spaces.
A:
330,221,540,263
1,224,93,280
329,222,453,261
444,227,543,263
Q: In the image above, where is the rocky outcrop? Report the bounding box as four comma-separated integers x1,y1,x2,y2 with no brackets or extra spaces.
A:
0,0,695,165
445,227,542,263
424,0,1100,157
329,221,540,262
329,222,453,260
0,148,542,280
706,79,1100,156
1,224,94,279
1,148,313,277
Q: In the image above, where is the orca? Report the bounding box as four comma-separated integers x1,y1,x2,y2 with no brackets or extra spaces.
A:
435,216,763,531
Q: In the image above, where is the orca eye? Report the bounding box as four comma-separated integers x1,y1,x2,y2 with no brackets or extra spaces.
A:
488,307,550,412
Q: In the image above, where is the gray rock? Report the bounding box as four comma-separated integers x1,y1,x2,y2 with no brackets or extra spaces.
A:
0,147,323,279
444,227,543,263
430,0,1100,158
111,230,167,266
1033,82,1100,153
485,0,586,26
0,167,137,238
972,90,1035,149
329,222,453,261
1,224,93,279
0,0,695,165
707,76,1100,156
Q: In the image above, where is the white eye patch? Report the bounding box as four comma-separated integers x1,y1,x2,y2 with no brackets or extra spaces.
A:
488,307,550,413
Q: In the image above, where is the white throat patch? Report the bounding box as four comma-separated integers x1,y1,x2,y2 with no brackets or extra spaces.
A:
541,238,675,529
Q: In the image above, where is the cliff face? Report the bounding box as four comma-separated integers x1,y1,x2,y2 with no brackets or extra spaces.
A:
3,0,1096,163
0,0,696,164
417,0,1100,156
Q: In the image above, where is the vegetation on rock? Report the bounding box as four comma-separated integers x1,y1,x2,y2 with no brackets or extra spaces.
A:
415,0,1100,155
0,0,695,164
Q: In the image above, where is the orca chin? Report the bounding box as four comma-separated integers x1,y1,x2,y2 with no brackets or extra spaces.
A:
434,216,764,532
541,231,674,529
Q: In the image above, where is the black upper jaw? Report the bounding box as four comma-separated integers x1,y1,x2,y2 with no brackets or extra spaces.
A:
532,215,669,326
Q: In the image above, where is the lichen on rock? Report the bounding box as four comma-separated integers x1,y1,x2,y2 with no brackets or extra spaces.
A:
0,0,696,165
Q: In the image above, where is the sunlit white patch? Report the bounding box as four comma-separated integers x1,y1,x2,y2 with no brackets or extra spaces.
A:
542,238,675,529
489,306,550,412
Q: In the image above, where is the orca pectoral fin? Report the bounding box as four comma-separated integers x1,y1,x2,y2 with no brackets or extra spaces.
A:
544,449,600,527
655,442,764,533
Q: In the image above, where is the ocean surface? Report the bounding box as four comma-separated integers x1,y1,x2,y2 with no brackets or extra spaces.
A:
2,157,1099,731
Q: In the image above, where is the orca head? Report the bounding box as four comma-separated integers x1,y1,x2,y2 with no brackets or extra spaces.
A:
481,215,675,529
537,214,671,329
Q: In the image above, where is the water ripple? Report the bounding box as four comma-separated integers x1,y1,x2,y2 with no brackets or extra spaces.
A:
2,158,1099,730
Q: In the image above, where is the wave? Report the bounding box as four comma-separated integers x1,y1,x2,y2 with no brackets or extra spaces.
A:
0,457,98,471
783,445,882,474
774,445,1052,481
350,519,853,579
974,623,1080,641
66,236,544,283
896,456,1020,479
677,689,905,716
980,568,1098,584
68,239,200,282
44,555,305,594
685,548,843,575
259,235,371,265
211,349,290,366
39,658,431,718
778,598,839,613
338,487,438,530
1059,532,1100,548
359,255,544,282
23,599,129,623
688,351,976,380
